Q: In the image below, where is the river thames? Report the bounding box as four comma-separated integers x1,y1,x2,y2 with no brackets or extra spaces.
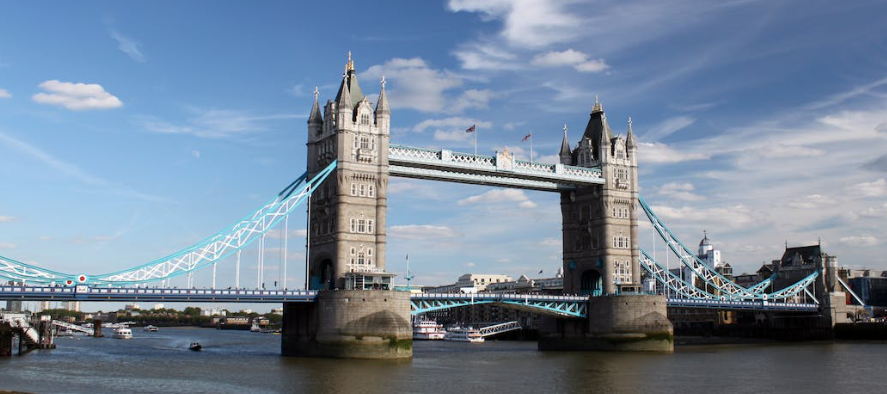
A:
1,328,885,393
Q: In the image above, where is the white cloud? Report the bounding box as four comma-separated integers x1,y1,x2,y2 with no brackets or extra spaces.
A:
0,215,16,223
787,194,835,209
657,182,704,202
32,80,123,110
503,121,525,130
0,242,16,250
637,142,710,164
840,235,879,247
413,117,493,143
453,41,521,71
191,150,201,159
466,262,476,267
643,116,695,142
539,238,560,247
851,178,887,197
458,188,537,208
0,88,10,98
360,58,468,113
109,29,146,63
389,225,457,240
451,89,494,113
651,204,756,229
531,49,609,73
139,108,299,139
448,0,580,48
266,228,308,239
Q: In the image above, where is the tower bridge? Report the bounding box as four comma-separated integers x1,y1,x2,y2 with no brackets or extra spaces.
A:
0,56,829,358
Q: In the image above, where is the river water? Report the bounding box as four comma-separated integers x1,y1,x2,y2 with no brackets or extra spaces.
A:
1,328,885,393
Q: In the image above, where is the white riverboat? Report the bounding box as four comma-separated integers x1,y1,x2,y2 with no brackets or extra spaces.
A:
143,325,159,332
114,327,133,339
413,319,446,340
444,327,484,343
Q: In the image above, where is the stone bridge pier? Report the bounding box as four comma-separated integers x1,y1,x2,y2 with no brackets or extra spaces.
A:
281,290,412,359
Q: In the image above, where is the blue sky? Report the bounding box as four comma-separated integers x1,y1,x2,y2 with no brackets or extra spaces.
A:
2,0,887,307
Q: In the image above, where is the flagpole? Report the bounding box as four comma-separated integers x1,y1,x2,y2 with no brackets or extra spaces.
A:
474,125,478,159
530,130,534,162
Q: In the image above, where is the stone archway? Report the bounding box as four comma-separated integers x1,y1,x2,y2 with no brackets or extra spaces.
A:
580,269,602,296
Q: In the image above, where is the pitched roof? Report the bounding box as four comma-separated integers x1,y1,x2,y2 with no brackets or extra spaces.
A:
780,245,822,266
334,68,364,110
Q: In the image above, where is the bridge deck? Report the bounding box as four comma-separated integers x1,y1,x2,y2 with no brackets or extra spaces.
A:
0,286,819,312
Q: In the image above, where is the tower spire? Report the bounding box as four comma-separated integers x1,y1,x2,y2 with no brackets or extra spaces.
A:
559,123,572,165
308,86,322,124
592,94,603,113
337,72,352,111
626,116,636,148
375,75,390,115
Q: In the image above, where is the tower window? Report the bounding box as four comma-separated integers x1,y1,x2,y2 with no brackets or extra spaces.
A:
359,184,366,197
360,136,369,149
368,184,375,197
360,113,370,125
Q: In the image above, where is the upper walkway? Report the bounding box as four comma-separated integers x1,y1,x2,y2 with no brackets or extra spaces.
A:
388,145,604,192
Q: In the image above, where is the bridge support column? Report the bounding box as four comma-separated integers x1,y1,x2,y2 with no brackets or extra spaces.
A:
539,295,673,352
281,290,412,359
0,325,12,357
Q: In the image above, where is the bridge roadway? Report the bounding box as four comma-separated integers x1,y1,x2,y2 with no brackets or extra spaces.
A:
0,286,819,314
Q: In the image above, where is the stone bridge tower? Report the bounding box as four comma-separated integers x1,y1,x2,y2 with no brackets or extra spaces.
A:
305,54,391,290
559,97,640,296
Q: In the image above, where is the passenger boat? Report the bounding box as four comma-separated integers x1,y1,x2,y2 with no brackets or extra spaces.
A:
142,325,159,332
444,327,484,343
114,327,133,339
189,342,202,351
413,319,445,340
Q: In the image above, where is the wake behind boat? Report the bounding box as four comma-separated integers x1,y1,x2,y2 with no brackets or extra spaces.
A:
189,342,202,351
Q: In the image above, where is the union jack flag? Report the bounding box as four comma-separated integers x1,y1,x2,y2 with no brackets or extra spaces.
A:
522,133,532,142
466,124,476,133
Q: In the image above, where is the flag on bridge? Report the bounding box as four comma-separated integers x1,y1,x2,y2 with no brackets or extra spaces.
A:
538,270,543,274
522,133,532,142
465,124,476,133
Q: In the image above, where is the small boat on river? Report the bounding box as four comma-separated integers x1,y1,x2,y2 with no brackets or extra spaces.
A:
189,342,202,351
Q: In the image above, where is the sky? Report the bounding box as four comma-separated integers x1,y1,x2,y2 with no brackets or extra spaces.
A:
2,1,887,311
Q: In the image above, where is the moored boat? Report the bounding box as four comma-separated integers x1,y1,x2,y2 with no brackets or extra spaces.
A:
413,319,446,340
444,327,484,343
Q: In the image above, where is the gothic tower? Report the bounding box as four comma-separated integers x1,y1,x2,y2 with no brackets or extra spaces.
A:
560,97,639,295
305,53,390,290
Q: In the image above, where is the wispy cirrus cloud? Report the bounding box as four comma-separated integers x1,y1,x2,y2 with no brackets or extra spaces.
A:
138,107,301,139
32,80,123,110
0,131,167,203
109,29,146,63
389,225,457,240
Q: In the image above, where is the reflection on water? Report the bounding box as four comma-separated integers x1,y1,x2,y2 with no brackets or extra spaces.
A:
1,328,885,393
